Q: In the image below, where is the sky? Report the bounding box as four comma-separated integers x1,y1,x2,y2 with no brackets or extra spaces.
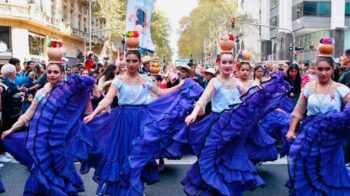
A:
155,0,198,61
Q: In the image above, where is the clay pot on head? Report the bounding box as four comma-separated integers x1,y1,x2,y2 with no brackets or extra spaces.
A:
150,66,160,74
220,39,235,53
318,43,334,57
47,47,63,62
126,37,140,50
240,50,251,63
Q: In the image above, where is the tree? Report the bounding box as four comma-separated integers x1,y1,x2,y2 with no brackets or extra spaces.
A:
177,0,251,62
92,0,127,59
151,10,172,62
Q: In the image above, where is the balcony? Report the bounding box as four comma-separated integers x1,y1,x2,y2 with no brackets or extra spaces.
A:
71,27,86,38
0,3,72,35
292,16,330,32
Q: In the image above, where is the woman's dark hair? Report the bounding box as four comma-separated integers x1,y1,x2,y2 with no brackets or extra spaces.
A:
126,50,141,61
25,69,34,76
316,57,334,68
253,65,264,80
104,64,117,81
152,74,162,82
286,63,302,96
47,63,64,73
8,58,20,66
238,62,250,70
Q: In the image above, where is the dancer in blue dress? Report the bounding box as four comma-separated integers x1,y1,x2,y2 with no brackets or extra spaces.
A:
71,37,203,195
1,47,94,195
181,39,290,195
286,38,350,195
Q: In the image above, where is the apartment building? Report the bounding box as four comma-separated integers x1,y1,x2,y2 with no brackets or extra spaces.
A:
0,0,106,65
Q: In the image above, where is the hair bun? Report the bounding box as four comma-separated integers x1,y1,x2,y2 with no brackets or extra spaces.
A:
318,37,334,57
125,31,140,51
219,34,235,54
47,40,63,63
238,50,250,63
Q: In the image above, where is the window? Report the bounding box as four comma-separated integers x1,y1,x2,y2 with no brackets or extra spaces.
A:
29,33,44,56
0,26,10,52
346,3,350,16
270,16,278,27
293,1,331,20
292,3,304,20
271,0,279,8
317,2,331,16
303,2,317,16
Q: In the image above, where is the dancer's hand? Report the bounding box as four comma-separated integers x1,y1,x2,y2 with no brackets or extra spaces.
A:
1,129,12,139
286,130,296,141
185,114,196,126
84,113,95,124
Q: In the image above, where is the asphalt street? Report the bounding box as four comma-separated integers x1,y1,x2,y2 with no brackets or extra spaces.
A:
0,157,290,196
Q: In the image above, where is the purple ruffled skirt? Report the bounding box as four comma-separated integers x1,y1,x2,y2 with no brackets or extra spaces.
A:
3,75,94,195
287,104,350,196
71,79,204,196
182,72,291,196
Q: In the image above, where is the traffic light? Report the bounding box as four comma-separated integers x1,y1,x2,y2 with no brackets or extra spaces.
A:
231,17,236,28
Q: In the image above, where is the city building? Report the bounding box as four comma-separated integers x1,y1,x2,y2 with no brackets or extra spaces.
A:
236,0,271,61
238,0,350,63
269,0,350,63
0,0,106,66
291,0,350,62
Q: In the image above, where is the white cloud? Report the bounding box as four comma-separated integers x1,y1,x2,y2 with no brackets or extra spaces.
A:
155,0,198,61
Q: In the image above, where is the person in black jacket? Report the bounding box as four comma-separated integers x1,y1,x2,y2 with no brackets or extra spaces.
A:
1,64,25,130
338,49,350,87
0,64,25,161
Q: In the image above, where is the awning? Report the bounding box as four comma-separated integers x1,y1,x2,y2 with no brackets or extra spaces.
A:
28,32,45,39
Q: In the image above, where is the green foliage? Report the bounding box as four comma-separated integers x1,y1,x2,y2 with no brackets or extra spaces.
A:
92,0,127,39
177,0,250,60
151,10,172,62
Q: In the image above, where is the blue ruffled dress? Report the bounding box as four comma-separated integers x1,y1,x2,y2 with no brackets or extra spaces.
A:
116,78,242,195
2,75,95,195
287,84,350,195
246,95,294,164
182,72,290,196
71,77,203,196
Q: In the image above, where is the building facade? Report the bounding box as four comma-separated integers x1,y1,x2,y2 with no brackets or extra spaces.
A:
238,0,350,63
236,0,271,61
0,0,106,66
291,0,350,63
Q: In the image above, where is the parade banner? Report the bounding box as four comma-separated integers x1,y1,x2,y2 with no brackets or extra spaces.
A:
126,0,155,53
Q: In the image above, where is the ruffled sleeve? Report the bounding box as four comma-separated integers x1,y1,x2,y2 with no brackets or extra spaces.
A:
336,85,350,99
112,77,122,89
212,78,221,90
